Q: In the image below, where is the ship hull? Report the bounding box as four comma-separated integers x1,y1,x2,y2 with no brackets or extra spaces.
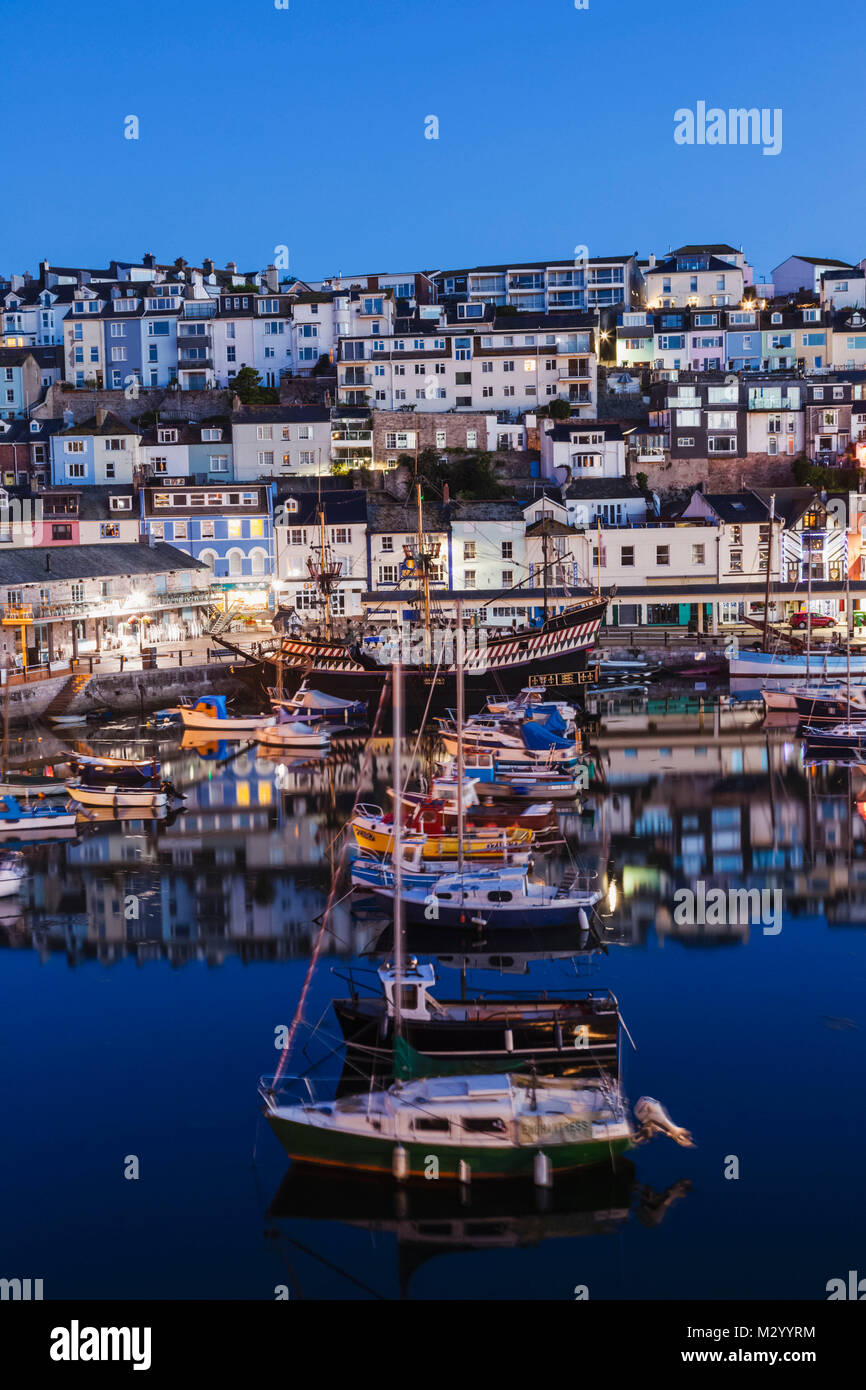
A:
265,1114,630,1180
226,598,607,721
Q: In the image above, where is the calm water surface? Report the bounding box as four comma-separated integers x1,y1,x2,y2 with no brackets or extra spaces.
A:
1,694,864,1299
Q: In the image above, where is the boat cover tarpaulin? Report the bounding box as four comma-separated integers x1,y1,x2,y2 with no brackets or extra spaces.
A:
521,720,574,752
294,689,365,713
540,709,568,737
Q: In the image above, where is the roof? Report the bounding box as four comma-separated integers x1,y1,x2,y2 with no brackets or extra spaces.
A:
699,492,769,523
822,267,865,281
564,478,645,500
786,255,853,268
57,411,140,437
671,244,740,257
277,489,367,526
231,405,330,426
548,422,625,442
0,542,204,584
367,499,451,534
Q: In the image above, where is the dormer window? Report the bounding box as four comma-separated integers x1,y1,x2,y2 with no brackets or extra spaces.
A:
110,496,133,511
158,428,178,444
286,497,299,513
30,421,40,433
771,313,782,324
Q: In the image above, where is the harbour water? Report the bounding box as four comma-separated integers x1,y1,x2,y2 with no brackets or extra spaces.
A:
1,694,864,1300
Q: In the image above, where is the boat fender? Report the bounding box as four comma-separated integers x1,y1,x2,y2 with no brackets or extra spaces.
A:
634,1097,695,1148
534,1150,553,1188
504,1027,514,1053
392,1145,409,1182
578,908,590,933
458,1159,471,1186
554,1022,563,1052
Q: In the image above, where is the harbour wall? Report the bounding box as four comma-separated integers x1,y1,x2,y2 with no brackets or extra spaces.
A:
2,662,248,725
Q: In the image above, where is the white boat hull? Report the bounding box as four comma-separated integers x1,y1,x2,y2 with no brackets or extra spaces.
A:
68,786,168,808
0,872,26,896
178,709,275,734
0,813,78,833
257,726,331,750
731,649,866,679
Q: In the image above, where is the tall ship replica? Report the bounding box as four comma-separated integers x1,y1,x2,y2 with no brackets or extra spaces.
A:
221,483,610,717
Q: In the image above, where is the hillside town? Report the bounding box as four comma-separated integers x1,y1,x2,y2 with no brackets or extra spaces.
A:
2,241,866,668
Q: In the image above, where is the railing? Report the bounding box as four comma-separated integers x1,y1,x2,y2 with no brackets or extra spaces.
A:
28,590,216,621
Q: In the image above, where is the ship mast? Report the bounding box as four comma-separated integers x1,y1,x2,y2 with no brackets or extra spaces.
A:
306,502,342,643
417,478,431,635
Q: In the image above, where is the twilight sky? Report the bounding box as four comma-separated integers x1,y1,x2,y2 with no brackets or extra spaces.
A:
2,0,861,283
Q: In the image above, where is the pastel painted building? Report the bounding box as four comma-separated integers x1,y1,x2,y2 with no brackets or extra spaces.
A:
140,480,275,588
50,411,141,485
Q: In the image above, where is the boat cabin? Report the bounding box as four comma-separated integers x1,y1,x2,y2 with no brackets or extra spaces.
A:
378,960,437,1021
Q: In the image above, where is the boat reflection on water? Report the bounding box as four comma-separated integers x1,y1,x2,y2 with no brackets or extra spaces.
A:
263,1163,691,1298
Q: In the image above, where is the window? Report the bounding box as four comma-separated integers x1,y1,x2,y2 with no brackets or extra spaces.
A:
729,549,743,572
66,463,85,478
501,570,513,585
172,521,188,540
256,425,273,440
64,440,84,454
331,527,350,545
621,545,634,566
380,536,393,552
378,564,398,584
501,541,513,559
464,570,476,589
656,546,670,566
692,544,705,564
708,435,737,453
200,520,215,539
463,541,476,560
51,524,73,541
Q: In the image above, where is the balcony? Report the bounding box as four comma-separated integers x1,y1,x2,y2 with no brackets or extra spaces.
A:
340,371,372,388
26,590,217,622
332,430,373,444
559,362,591,381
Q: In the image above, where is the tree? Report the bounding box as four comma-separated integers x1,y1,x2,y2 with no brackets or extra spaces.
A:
636,472,649,491
547,398,572,420
231,366,278,404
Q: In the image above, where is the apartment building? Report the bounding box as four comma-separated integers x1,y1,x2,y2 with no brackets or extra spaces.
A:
432,256,642,312
273,489,368,621
338,307,598,418
140,480,274,587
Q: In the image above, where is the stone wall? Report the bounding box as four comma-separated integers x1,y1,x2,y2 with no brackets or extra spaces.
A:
34,383,234,426
1,661,246,725
632,452,796,495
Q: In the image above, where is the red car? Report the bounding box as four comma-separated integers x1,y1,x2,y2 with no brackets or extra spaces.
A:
790,611,835,630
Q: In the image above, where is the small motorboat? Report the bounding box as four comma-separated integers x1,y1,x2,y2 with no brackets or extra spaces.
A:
0,794,78,836
257,719,332,751
350,803,533,861
65,754,178,810
801,720,866,754
350,841,532,892
393,777,558,837
270,684,367,729
177,695,275,734
332,961,621,1074
0,850,28,896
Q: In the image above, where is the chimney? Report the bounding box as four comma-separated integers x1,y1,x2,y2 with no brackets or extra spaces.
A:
226,260,237,274
96,407,108,429
649,253,656,269
143,253,155,268
203,258,214,276
265,264,279,292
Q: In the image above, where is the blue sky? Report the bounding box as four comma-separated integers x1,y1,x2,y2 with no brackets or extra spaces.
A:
2,0,862,282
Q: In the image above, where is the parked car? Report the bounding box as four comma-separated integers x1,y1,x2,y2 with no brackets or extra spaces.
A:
790,611,835,630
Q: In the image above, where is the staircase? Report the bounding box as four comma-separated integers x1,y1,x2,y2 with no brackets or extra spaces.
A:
41,672,91,719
